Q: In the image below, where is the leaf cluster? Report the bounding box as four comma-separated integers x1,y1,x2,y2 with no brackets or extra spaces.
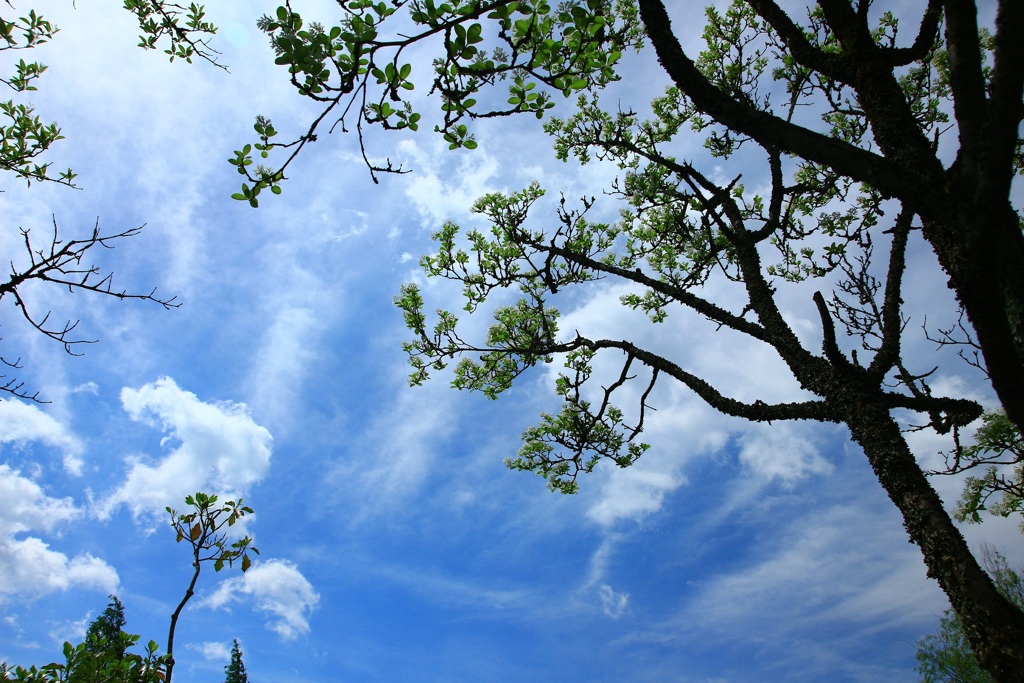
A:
0,636,166,683
122,1,224,68
940,411,1024,532
1,602,166,683
167,492,259,573
231,0,644,199
0,8,73,187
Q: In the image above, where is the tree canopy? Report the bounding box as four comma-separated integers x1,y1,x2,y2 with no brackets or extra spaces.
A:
223,640,248,683
83,596,128,661
230,0,1024,679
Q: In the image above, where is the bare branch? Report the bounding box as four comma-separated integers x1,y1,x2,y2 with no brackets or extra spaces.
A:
0,217,178,399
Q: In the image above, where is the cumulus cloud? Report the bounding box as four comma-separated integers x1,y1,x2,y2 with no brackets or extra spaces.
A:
0,465,118,598
97,377,273,520
586,467,682,527
201,559,319,640
0,400,84,475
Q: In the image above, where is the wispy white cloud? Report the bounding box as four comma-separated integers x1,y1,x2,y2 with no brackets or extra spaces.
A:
586,467,682,527
324,383,461,517
71,382,100,395
48,613,93,647
579,399,732,528
201,559,319,640
580,534,630,619
244,305,322,431
598,584,629,619
0,465,118,599
398,138,500,226
681,504,944,637
737,422,833,484
353,554,536,614
96,377,272,520
188,640,232,662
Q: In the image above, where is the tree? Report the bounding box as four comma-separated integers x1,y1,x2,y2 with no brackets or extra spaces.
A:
0,2,224,401
917,549,1024,683
164,492,258,683
83,596,128,661
226,1,1024,679
227,0,1024,679
0,494,257,683
223,640,248,683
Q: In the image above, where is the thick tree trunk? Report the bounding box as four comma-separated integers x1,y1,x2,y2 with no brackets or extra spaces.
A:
836,7,1024,436
921,185,1024,435
842,387,1024,682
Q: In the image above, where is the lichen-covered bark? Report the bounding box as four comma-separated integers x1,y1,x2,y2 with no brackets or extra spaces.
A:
840,380,1024,682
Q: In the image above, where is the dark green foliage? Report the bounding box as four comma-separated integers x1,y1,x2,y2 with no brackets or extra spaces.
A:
223,640,248,683
917,611,995,683
917,551,1024,683
0,632,166,683
83,596,128,660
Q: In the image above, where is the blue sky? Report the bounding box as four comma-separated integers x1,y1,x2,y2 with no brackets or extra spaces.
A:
0,1,1020,682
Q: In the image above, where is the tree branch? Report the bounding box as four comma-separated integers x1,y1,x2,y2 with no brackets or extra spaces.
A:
0,218,177,398
585,337,836,423
634,0,917,203
746,0,853,81
879,0,943,66
984,0,1024,190
868,207,913,379
943,0,989,164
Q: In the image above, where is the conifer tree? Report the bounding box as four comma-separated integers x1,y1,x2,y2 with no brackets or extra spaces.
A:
83,595,127,659
223,640,248,683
